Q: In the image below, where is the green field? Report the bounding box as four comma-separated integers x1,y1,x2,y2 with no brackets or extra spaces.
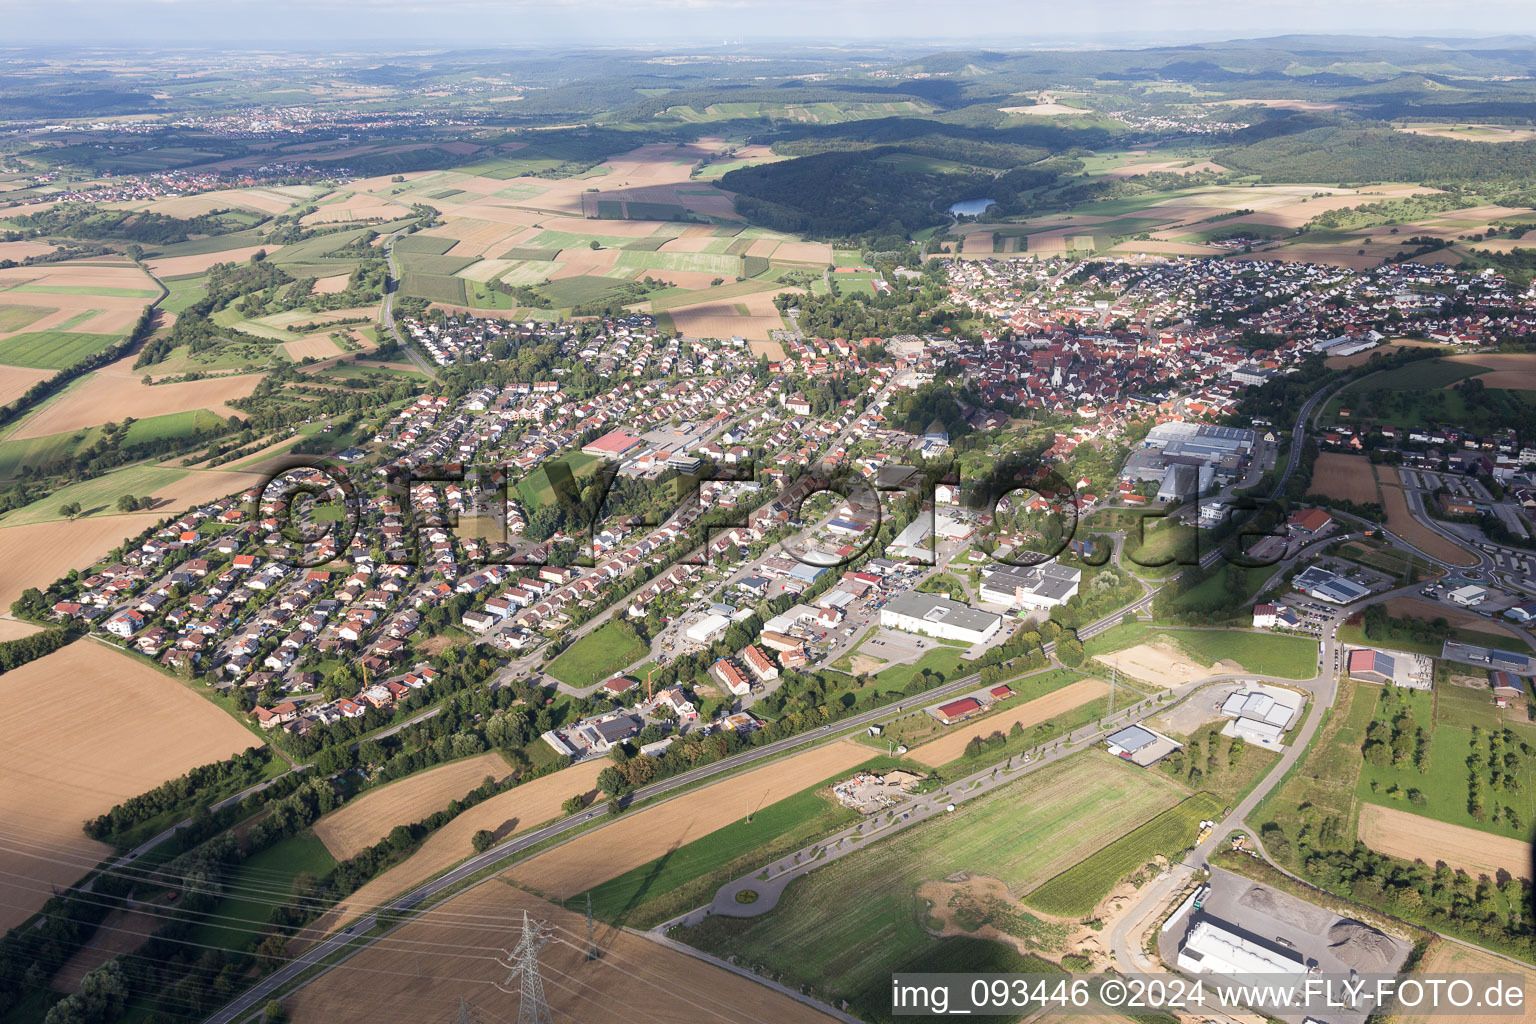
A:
0,331,119,369
160,276,209,313
188,832,336,951
1086,622,1315,679
573,784,860,927
546,620,648,688
677,752,1182,1017
0,304,55,332
1354,683,1536,841
1163,629,1316,679
392,234,461,255
123,409,230,446
614,249,741,276
0,427,103,480
3,285,157,299
1354,358,1490,391
537,275,630,307
396,252,479,276
514,451,601,506
1024,793,1225,916
0,465,190,525
399,273,467,305
497,247,561,262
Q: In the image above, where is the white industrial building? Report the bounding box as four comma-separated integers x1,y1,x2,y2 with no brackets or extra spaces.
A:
1177,920,1307,977
1220,685,1304,748
880,591,1001,645
685,613,731,644
1448,585,1488,607
978,562,1082,611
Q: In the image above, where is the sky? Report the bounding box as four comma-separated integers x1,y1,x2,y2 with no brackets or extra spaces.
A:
5,0,1536,47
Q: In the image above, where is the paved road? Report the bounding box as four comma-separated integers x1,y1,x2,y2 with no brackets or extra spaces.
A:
85,768,305,894
380,230,438,379
204,359,1368,1020
204,590,1158,1023
685,679,1174,924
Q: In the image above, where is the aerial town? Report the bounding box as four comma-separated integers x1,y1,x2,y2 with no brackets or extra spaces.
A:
2,24,1536,1024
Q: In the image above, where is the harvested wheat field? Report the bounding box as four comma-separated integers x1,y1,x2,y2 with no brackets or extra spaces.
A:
1398,942,1531,1024
908,678,1109,767
0,618,40,641
283,333,345,360
144,246,271,278
1445,352,1536,390
299,758,607,942
0,240,58,262
1358,803,1531,880
284,882,835,1024
51,904,163,992
313,752,513,860
769,240,834,264
1384,597,1524,640
0,513,163,610
1377,483,1478,566
301,191,403,225
0,363,52,404
510,741,868,900
0,266,156,315
1311,453,1379,504
12,356,261,438
0,641,257,932
1096,643,1228,689
311,273,352,294
670,292,786,342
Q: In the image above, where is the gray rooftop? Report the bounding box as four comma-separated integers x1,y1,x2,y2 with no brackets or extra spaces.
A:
885,590,1000,634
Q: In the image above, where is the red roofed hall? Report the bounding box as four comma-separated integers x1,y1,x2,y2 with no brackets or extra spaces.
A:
582,429,645,460
936,697,981,724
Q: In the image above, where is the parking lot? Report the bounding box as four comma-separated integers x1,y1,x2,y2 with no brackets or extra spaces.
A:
1161,866,1412,1024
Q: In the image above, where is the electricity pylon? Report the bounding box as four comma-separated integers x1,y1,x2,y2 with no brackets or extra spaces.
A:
450,997,481,1024
585,892,598,961
497,910,553,1024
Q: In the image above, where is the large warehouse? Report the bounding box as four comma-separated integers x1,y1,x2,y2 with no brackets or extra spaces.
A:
979,562,1082,611
1177,920,1307,977
1292,565,1371,604
880,591,1001,645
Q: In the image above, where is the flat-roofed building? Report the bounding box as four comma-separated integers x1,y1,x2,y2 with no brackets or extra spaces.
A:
880,591,1001,645
978,562,1081,611
1177,920,1306,977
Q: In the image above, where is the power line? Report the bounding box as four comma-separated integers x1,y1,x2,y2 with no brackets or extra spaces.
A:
496,910,552,1024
